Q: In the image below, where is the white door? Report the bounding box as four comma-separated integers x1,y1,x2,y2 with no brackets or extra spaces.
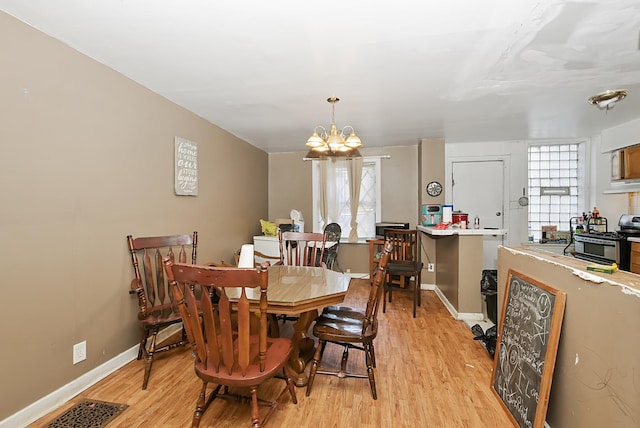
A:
452,160,504,269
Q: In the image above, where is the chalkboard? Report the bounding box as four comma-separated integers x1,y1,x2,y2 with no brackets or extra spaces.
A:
491,269,566,428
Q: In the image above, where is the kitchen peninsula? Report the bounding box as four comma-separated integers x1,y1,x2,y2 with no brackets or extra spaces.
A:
418,225,507,320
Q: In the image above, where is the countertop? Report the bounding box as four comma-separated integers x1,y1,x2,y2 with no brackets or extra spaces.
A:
417,225,508,236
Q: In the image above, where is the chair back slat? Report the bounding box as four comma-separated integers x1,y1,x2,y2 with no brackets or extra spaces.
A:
155,249,166,304
184,281,207,363
278,231,328,267
237,289,251,375
218,291,235,374
200,290,220,372
363,240,392,334
142,249,157,306
164,262,270,379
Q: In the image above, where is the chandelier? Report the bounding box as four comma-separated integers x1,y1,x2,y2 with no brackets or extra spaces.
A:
305,97,363,158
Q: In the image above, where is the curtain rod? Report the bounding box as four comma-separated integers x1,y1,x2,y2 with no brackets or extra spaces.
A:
303,154,391,161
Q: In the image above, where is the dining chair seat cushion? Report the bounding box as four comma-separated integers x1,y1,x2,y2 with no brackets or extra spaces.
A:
313,315,378,341
386,261,423,272
195,336,293,386
320,305,365,323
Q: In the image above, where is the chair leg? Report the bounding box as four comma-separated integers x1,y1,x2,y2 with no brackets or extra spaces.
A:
370,343,376,368
364,342,378,400
192,381,209,428
284,366,298,404
340,345,350,374
413,272,422,318
382,273,389,313
142,330,158,390
267,314,281,337
250,385,260,428
306,339,326,397
137,329,149,360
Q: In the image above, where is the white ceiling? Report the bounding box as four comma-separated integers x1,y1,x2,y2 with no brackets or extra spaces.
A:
2,0,640,153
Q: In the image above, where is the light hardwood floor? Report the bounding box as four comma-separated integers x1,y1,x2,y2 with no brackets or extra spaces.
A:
28,279,513,427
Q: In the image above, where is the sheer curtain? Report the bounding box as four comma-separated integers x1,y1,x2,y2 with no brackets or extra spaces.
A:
318,159,340,229
347,157,363,242
318,157,363,241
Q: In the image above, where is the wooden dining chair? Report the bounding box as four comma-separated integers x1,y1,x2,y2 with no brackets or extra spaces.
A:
126,232,198,389
305,240,392,400
323,222,342,271
163,261,297,428
274,230,328,329
383,229,424,317
278,230,328,267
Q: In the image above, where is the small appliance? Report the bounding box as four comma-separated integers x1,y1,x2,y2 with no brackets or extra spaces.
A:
452,211,468,225
375,222,409,237
421,204,442,226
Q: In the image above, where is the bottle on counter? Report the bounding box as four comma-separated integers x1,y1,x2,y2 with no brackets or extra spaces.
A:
528,228,534,242
474,216,480,229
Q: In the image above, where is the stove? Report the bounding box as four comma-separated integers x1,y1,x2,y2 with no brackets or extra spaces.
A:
573,214,640,270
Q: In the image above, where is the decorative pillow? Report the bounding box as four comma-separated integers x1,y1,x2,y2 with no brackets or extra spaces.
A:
260,219,277,236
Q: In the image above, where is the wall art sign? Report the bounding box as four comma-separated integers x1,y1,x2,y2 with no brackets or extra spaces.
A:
174,137,198,196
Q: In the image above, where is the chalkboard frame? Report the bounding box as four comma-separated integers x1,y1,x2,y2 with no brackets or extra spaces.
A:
491,269,566,428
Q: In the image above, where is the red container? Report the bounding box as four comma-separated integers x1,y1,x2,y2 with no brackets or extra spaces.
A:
452,211,468,224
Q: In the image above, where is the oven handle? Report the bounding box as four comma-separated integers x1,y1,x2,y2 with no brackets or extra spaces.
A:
574,236,617,246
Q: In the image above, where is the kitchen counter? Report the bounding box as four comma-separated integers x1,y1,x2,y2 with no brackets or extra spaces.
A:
417,225,507,320
418,225,508,236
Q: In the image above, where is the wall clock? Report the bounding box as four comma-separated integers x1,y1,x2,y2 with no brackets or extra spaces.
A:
426,181,442,197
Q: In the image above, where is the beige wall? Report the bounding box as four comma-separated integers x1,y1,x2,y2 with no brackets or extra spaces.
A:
0,12,268,419
419,138,445,283
268,146,420,274
498,247,640,427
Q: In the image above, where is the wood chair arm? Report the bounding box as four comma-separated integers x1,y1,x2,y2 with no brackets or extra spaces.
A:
129,278,143,294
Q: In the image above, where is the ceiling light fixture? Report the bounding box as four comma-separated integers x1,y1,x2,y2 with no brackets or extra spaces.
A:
305,97,363,158
588,89,628,111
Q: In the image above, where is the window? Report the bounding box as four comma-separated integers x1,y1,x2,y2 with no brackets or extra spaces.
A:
311,157,381,240
528,142,586,241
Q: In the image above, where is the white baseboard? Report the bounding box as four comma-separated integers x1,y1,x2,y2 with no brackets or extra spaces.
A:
431,286,483,321
0,325,182,428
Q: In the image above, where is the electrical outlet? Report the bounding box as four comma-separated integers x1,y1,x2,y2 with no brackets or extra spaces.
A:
427,263,435,272
73,341,86,364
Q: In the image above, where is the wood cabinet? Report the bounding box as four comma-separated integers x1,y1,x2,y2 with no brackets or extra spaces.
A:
630,242,640,274
624,145,640,180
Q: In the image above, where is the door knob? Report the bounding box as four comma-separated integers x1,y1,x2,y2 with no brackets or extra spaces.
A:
496,212,501,216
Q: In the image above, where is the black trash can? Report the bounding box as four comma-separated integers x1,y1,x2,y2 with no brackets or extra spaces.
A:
481,269,498,324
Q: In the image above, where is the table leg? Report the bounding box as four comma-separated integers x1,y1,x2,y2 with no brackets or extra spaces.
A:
288,309,318,387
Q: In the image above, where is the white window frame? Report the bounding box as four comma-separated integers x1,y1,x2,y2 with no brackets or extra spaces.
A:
527,139,589,240
311,157,382,240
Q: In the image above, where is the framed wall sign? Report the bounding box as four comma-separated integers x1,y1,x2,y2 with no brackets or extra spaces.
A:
174,137,198,196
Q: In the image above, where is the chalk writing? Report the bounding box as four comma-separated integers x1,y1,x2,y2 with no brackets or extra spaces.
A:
175,137,198,196
492,270,565,428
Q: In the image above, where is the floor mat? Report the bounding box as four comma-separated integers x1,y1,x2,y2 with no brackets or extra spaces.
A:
46,399,128,428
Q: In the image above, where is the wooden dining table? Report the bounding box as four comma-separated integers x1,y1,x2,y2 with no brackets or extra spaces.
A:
232,264,351,386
